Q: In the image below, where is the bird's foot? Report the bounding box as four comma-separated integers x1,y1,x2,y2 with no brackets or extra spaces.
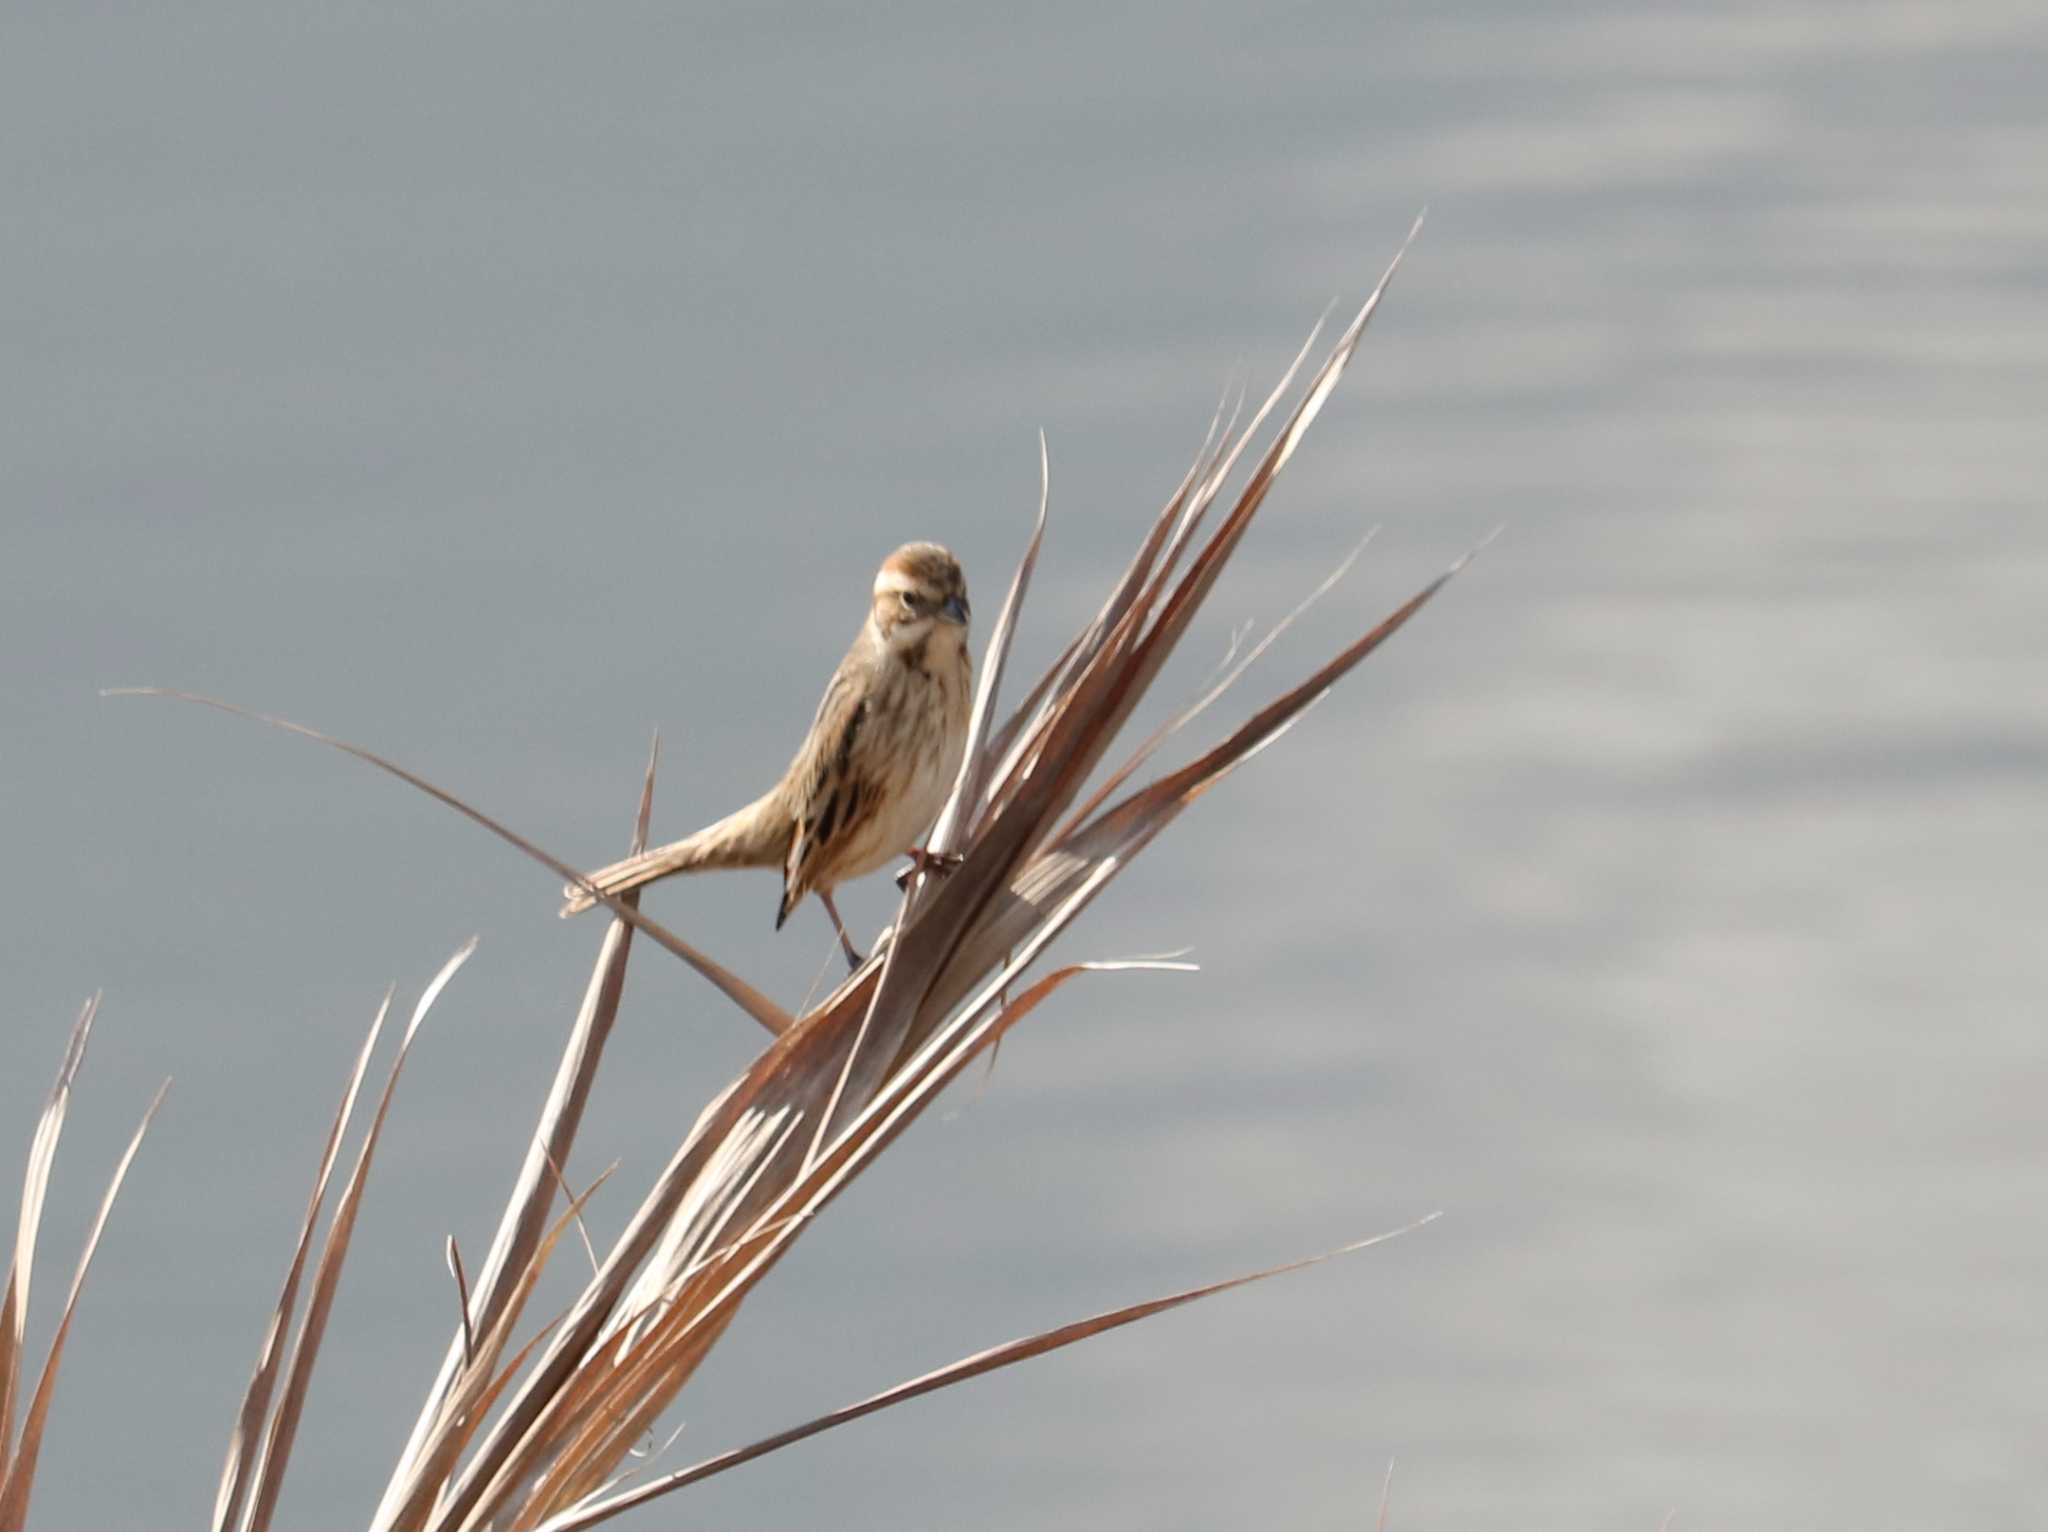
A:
895,846,964,890
817,888,866,972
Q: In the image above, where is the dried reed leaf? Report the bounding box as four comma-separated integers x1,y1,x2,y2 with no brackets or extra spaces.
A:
213,988,394,1532
535,1213,1440,1531
1000,215,1425,850
426,1105,750,1529
238,941,476,1532
1,996,95,1476
447,1240,476,1367
1057,529,1376,837
974,382,1235,799
374,736,660,1532
379,1171,618,1532
926,430,1049,863
100,691,790,1038
459,959,1166,1531
0,1077,168,1532
1073,553,1468,842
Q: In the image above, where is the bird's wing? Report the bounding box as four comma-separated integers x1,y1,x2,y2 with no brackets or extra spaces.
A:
776,650,871,923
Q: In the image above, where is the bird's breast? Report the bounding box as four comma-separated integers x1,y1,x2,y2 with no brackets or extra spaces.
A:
818,648,970,884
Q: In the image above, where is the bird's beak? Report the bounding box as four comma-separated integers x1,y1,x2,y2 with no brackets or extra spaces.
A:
941,594,970,626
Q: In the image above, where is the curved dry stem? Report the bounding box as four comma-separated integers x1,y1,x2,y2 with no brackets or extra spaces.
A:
101,690,791,1038
0,1024,165,1532
535,1213,1441,1531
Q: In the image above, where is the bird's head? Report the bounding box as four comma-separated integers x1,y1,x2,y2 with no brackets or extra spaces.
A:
870,542,970,656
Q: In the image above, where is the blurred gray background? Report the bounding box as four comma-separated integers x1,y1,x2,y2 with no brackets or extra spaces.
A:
4,2,2043,1527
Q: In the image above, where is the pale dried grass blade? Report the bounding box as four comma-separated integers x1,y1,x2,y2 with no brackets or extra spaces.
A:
915,573,1468,1055
1066,364,1258,688
463,1119,811,1528
447,1240,476,1367
448,943,1089,1531
102,690,790,1037
816,956,1178,1196
516,960,1174,1515
374,735,659,1532
1059,530,1376,836
974,560,1468,967
1150,309,1333,591
1022,221,1426,839
1146,553,1471,807
0,1079,169,1532
540,1152,604,1279
535,1214,1441,1531
425,1066,762,1532
926,431,1049,863
378,1171,617,1532
974,342,1310,843
214,990,395,1532
239,941,476,1532
976,382,1239,793
1,996,95,1472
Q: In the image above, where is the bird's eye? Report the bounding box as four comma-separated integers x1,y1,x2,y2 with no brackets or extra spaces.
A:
899,592,918,614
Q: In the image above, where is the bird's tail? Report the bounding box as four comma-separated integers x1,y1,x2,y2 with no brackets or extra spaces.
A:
560,793,787,916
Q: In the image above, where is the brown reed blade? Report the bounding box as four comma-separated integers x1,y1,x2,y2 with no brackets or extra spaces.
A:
213,989,396,1532
449,961,1106,1530
237,941,476,1532
0,1076,168,1532
99,690,790,1038
372,735,660,1531
0,996,95,1478
1056,529,1376,837
986,216,1426,857
535,1214,1440,1531
378,1170,619,1532
925,431,1050,863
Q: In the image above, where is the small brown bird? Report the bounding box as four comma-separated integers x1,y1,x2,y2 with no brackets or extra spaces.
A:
561,542,973,969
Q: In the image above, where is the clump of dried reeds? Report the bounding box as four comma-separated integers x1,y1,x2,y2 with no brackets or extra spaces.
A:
20,219,1468,1531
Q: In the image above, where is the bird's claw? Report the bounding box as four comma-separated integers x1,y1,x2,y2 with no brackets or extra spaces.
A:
895,846,964,890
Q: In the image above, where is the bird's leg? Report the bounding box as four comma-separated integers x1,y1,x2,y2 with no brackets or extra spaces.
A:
818,888,864,972
894,845,965,891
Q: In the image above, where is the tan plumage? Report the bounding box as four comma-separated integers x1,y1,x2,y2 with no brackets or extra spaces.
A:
561,542,973,968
